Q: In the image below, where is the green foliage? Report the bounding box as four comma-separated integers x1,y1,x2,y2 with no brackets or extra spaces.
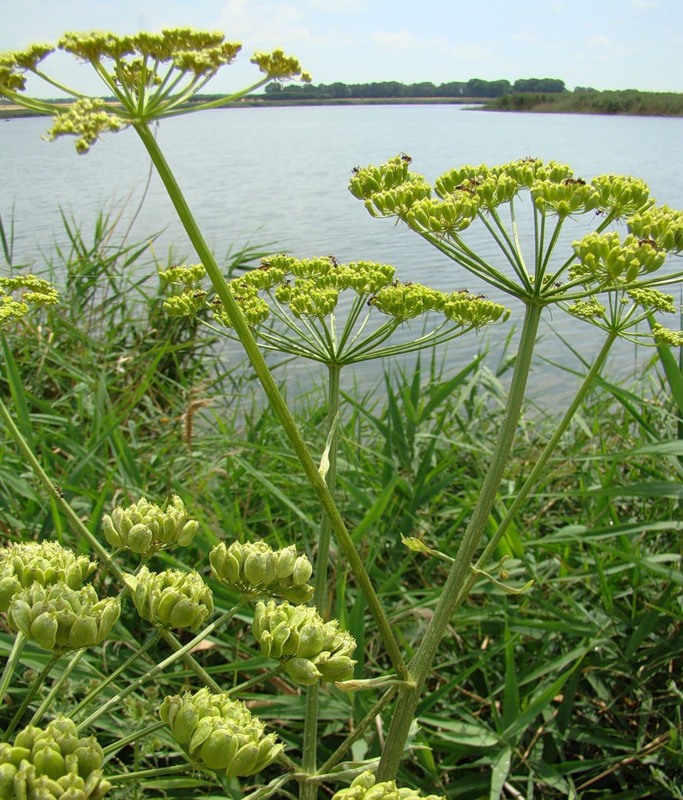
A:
488,89,683,116
2,26,683,800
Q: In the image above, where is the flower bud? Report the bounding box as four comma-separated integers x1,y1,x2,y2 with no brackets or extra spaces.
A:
7,584,120,653
101,495,199,557
160,688,283,778
126,566,213,630
628,205,683,254
571,231,666,288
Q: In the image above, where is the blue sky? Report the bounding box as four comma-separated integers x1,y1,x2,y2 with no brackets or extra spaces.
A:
2,0,682,96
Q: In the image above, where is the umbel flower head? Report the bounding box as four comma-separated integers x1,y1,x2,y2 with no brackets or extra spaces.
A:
0,275,59,329
161,252,510,368
253,599,357,686
125,566,213,630
7,584,120,653
0,715,110,800
0,29,310,152
101,494,199,557
159,687,283,778
331,771,446,800
210,540,314,603
0,540,97,612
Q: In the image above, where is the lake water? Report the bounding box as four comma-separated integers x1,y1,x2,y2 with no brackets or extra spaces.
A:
2,105,683,406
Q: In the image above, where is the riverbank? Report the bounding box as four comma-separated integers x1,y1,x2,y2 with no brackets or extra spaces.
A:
0,96,482,120
484,89,683,116
3,90,683,119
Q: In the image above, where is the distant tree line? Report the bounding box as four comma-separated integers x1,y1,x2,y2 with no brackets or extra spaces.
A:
262,77,567,100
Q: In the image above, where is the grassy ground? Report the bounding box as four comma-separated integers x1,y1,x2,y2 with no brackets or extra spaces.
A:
1,216,682,798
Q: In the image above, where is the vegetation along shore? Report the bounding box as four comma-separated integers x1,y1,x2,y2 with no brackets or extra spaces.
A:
2,80,682,118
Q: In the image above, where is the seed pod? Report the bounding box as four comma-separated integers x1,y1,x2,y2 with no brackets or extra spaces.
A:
126,566,213,631
7,584,120,653
210,540,313,603
160,688,282,778
0,542,96,612
102,495,199,557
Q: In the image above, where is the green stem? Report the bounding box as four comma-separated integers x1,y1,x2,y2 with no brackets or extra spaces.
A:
107,763,191,783
70,632,162,720
317,687,397,775
30,648,86,726
376,300,543,780
102,720,167,757
133,122,408,682
302,364,341,800
0,632,27,735
75,607,237,733
5,653,60,739
159,628,223,693
226,664,284,697
460,329,619,602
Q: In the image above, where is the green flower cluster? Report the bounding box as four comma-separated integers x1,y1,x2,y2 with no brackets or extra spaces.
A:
7,583,120,653
253,599,356,685
101,495,199,557
570,232,666,288
652,323,683,347
158,263,207,285
210,541,314,603
125,566,213,630
0,716,110,800
348,155,657,234
627,287,676,314
0,30,311,152
628,205,683,253
331,771,445,800
566,298,607,321
0,275,59,329
164,252,508,336
250,48,311,82
592,174,653,218
0,541,96,612
46,98,126,154
159,687,282,777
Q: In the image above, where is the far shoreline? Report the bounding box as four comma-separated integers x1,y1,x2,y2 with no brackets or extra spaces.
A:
2,94,682,119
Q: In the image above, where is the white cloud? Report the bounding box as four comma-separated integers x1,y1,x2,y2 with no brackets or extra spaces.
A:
630,0,658,10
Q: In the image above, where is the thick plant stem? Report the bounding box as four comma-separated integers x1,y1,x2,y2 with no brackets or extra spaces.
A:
460,330,620,604
376,301,542,780
302,364,341,800
133,123,408,682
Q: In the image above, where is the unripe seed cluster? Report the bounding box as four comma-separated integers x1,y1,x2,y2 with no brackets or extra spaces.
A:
331,770,446,800
101,495,199,556
0,716,110,800
210,540,314,603
7,583,120,653
125,566,213,630
159,688,282,777
253,599,356,685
